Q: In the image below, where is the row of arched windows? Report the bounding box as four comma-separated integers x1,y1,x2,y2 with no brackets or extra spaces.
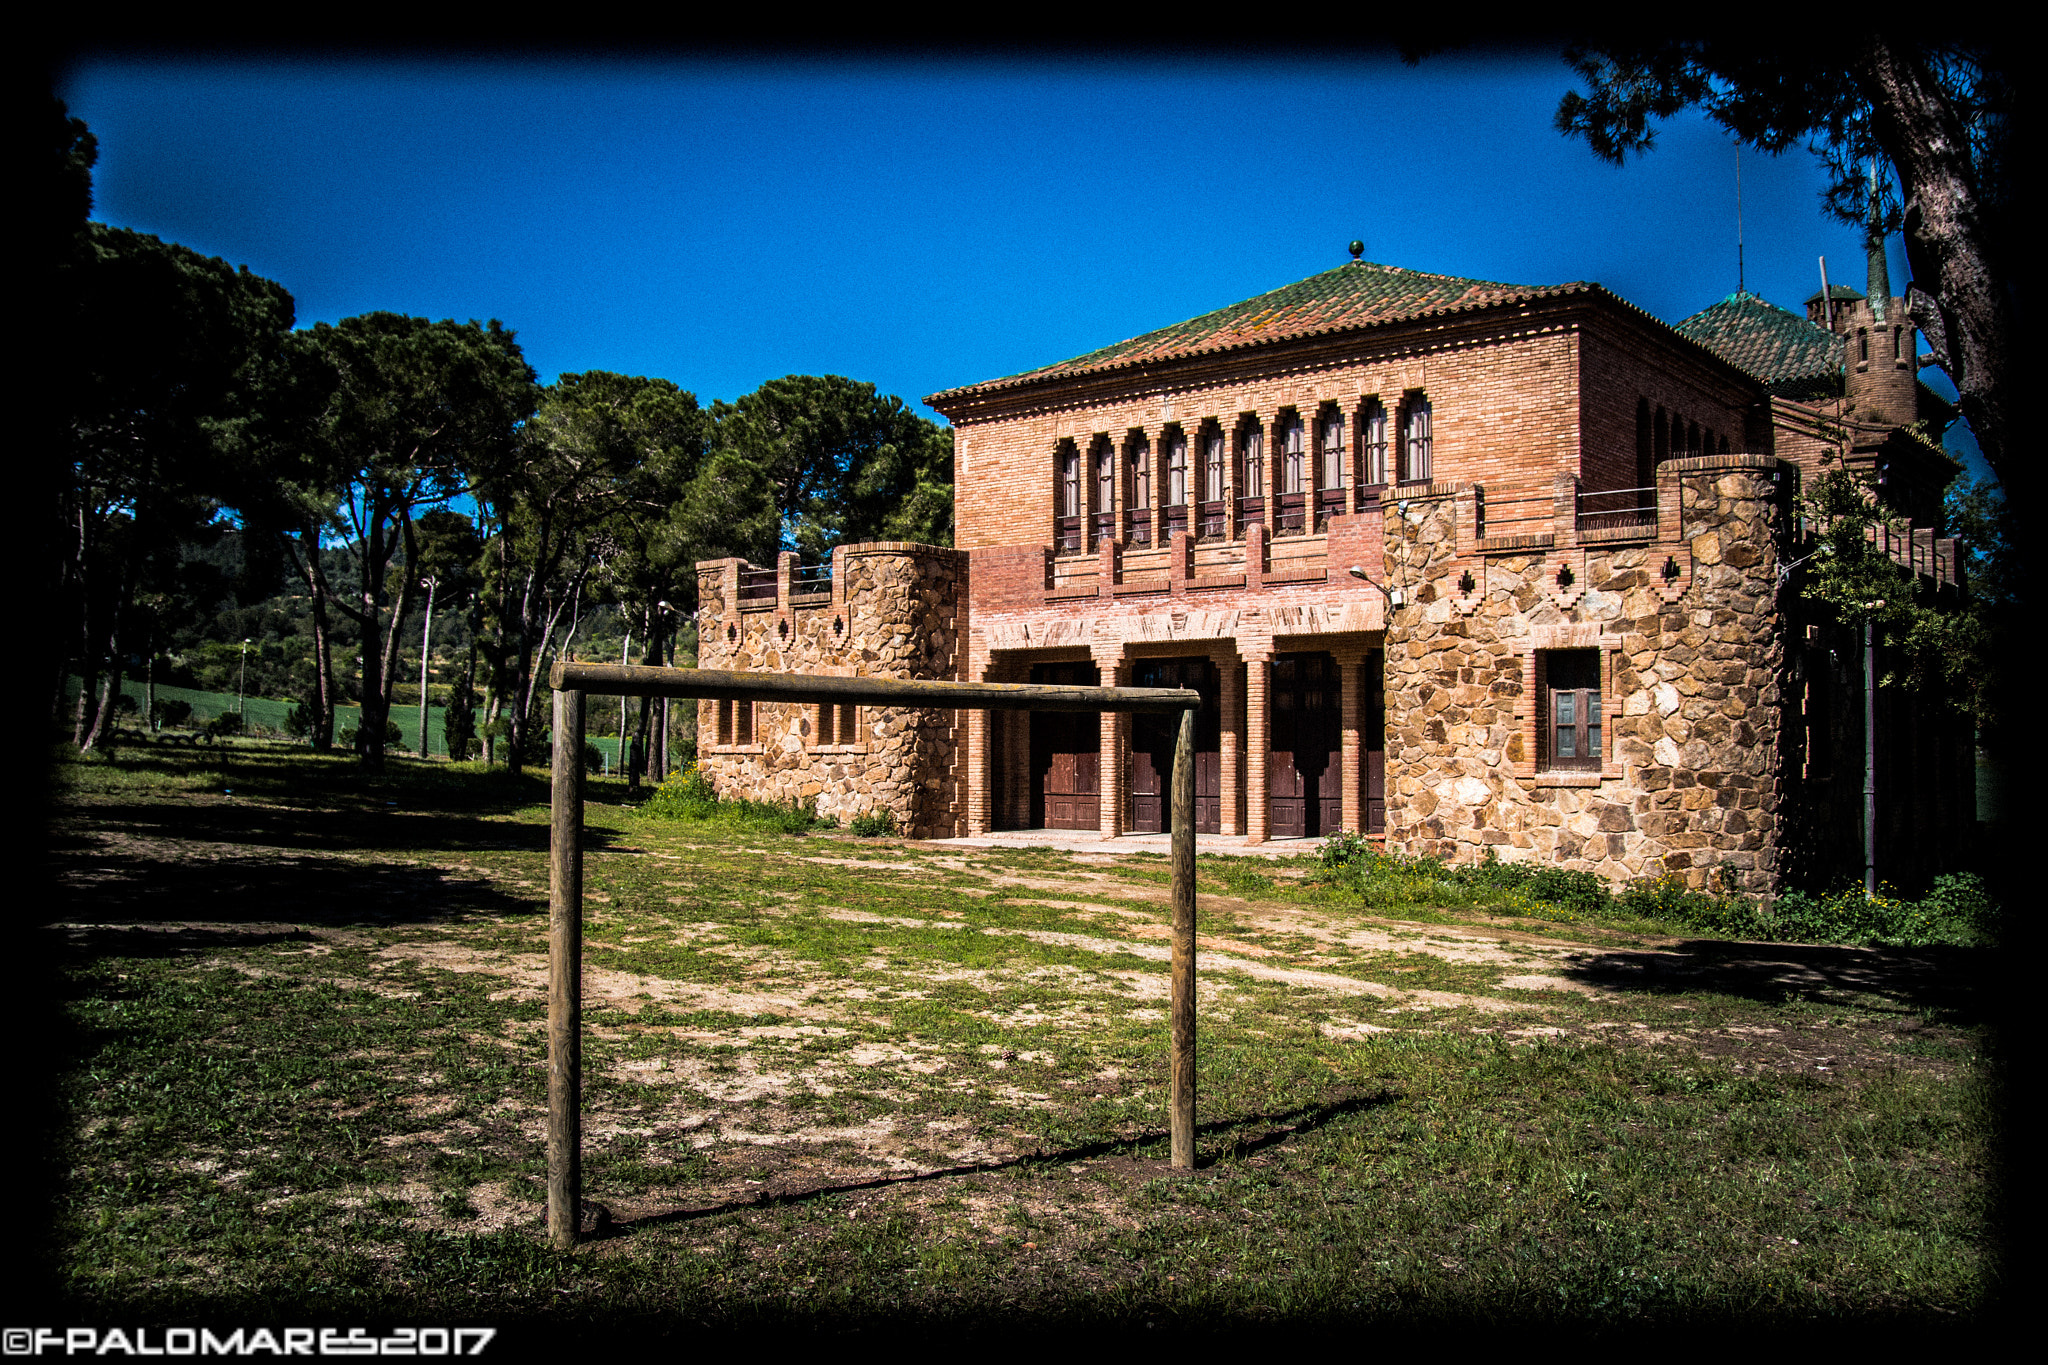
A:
1633,398,1728,488
1055,395,1434,553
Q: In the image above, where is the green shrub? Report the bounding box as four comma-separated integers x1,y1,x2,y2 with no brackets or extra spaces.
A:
849,808,897,838
284,700,312,739
641,765,832,835
153,699,193,730
1310,841,1996,948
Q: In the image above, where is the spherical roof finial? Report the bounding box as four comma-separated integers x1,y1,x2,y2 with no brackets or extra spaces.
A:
1348,240,1364,261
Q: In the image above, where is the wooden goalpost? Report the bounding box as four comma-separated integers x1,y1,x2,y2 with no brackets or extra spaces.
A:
546,661,1204,1250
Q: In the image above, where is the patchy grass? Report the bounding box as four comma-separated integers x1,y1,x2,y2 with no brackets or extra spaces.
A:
44,741,1997,1333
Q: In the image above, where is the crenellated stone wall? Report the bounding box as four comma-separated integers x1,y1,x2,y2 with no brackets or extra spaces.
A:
1382,452,1791,894
694,542,967,838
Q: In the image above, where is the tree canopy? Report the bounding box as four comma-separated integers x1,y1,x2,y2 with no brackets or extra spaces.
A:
1552,39,2016,504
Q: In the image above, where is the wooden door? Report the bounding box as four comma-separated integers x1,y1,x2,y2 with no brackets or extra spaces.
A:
1128,659,1221,834
1030,662,1100,830
1270,652,1342,838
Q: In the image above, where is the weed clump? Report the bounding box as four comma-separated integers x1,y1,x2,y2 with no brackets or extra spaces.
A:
849,808,897,838
641,763,833,835
1311,836,1996,947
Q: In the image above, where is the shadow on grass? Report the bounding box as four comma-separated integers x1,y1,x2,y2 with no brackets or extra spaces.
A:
606,1090,1399,1237
1553,938,1985,1023
41,742,684,932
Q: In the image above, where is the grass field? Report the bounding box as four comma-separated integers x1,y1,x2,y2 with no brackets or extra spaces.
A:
41,740,1999,1336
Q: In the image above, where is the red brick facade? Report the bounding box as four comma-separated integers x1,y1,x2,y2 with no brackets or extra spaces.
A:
697,255,1972,893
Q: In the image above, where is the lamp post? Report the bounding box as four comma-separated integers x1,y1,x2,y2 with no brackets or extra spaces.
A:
418,575,438,760
237,639,250,726
653,600,684,782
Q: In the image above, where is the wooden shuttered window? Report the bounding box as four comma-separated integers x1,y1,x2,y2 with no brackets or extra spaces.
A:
1543,650,1601,772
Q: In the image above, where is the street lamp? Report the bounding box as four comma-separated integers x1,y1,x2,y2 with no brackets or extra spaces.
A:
237,638,251,723
1346,565,1405,609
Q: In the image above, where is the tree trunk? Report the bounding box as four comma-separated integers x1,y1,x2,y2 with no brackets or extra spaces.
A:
1851,39,2014,499
82,636,122,753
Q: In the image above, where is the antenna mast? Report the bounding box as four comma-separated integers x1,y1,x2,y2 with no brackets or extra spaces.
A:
1736,142,1746,295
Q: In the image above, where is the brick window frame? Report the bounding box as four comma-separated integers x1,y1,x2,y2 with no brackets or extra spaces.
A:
1512,624,1621,785
1315,402,1346,530
1125,431,1153,546
1358,397,1389,495
1399,392,1433,484
1163,426,1191,539
709,697,762,754
1054,440,1084,555
809,702,866,754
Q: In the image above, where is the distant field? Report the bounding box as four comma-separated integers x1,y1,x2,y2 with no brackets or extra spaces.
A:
62,678,640,768
44,742,1996,1336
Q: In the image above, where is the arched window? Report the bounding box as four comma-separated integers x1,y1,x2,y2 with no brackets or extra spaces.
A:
1199,427,1228,540
1203,430,1226,503
1279,413,1305,494
1400,396,1432,483
1092,437,1117,547
1126,433,1152,546
1164,429,1190,539
1361,399,1388,490
1317,408,1346,530
1276,412,1307,534
1858,329,1869,363
1235,419,1265,536
1056,441,1082,553
1319,410,1345,490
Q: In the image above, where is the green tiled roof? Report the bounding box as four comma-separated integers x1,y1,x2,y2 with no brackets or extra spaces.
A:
1674,291,1842,397
1805,283,1866,305
927,260,1590,404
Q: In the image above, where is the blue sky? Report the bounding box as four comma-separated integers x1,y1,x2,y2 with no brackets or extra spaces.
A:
57,50,1988,481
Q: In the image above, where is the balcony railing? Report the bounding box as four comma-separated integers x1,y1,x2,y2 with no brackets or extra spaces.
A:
1577,486,1657,536
790,562,833,597
1474,488,1552,541
737,567,778,603
1197,500,1228,541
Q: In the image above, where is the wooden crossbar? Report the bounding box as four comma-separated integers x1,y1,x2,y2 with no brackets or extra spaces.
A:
549,661,1201,714
547,667,1200,1249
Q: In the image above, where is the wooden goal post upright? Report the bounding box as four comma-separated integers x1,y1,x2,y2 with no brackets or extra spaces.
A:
546,663,1202,1250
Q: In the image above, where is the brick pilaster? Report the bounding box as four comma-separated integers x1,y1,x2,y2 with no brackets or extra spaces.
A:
1333,646,1366,835
1095,647,1129,838
1214,649,1243,837
1245,651,1272,843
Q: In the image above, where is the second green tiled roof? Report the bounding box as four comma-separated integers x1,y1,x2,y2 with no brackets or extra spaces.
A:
1674,292,1843,396
928,260,1587,403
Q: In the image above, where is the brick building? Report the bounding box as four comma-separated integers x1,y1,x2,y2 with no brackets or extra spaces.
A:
695,243,1971,893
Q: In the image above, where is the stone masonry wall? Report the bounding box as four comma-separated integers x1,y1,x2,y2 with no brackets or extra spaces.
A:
695,543,966,839
1383,452,1791,894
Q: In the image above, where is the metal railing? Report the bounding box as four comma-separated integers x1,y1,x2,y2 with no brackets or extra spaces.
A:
1474,489,1553,540
1577,486,1657,534
737,567,778,603
790,563,833,596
